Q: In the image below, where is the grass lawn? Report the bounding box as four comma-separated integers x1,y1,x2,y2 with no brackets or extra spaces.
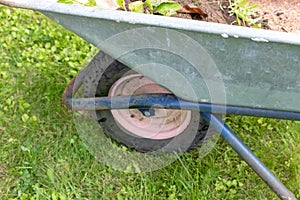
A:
0,5,299,200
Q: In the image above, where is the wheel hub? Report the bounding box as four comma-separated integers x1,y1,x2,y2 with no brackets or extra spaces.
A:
108,74,192,140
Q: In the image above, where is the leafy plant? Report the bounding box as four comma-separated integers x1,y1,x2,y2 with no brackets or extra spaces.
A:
222,0,260,27
151,0,181,16
116,0,126,10
117,0,181,16
57,0,97,6
57,0,181,16
128,1,144,13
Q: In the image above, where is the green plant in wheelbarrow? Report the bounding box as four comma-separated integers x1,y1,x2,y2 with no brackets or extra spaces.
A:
58,0,260,26
221,0,261,27
58,0,181,16
119,0,181,16
58,0,97,6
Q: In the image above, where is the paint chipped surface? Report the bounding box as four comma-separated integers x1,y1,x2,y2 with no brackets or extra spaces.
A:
200,99,209,102
251,38,269,43
221,33,229,38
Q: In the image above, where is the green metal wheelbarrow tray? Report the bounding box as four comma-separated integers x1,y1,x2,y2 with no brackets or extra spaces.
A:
1,0,299,199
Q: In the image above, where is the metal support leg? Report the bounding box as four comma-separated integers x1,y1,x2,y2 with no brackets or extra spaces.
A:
200,112,296,200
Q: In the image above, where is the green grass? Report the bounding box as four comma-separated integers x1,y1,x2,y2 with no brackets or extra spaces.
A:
0,5,299,200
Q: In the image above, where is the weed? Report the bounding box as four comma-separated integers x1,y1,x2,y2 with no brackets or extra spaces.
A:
222,0,261,27
57,0,181,16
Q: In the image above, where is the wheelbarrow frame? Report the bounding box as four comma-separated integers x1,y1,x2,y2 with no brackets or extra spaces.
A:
1,0,299,199
63,64,298,200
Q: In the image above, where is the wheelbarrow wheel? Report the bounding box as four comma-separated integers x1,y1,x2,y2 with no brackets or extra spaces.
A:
84,51,215,153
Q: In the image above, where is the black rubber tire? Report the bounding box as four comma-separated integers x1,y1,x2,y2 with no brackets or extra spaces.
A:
83,51,214,153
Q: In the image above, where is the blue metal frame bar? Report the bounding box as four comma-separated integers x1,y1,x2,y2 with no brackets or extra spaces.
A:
67,94,300,121
200,112,297,200
63,68,300,121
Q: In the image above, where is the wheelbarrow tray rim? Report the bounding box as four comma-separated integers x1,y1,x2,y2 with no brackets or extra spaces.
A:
1,0,300,45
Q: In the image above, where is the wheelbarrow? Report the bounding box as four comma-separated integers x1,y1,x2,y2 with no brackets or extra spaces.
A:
1,0,299,199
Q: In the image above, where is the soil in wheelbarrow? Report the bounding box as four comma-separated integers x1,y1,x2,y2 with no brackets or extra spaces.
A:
173,0,300,33
122,0,300,32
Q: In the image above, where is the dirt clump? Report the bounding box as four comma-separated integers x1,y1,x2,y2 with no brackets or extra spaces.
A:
249,0,300,33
